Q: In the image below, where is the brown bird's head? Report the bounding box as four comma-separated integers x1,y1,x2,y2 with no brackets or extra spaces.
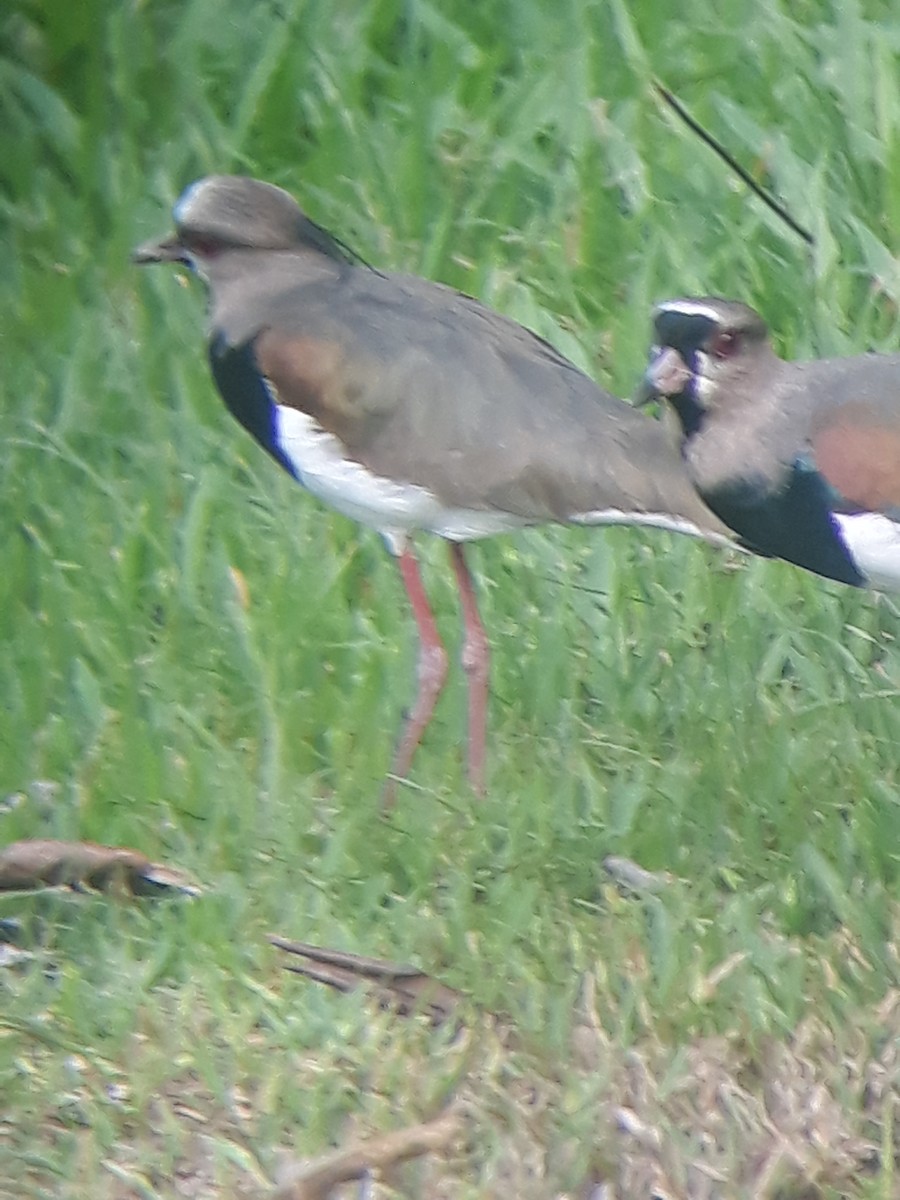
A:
638,297,772,437
132,175,351,278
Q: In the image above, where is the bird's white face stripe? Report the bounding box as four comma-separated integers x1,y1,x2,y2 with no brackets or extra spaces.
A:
692,350,717,405
652,305,722,408
654,299,725,323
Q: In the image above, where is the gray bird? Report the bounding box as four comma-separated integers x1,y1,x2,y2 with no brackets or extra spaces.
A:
133,176,730,805
640,296,900,592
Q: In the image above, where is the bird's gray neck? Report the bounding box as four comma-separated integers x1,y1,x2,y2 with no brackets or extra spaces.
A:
685,355,804,491
205,249,346,345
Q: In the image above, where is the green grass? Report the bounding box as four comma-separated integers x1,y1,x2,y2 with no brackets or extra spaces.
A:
2,0,900,1195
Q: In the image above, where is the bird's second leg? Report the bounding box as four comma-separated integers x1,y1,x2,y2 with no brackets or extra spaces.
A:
449,542,489,797
383,547,449,810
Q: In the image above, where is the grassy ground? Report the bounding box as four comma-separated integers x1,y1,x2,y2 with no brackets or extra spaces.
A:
2,0,899,1195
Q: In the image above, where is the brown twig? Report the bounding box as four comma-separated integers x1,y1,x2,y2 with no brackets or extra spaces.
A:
272,1109,463,1200
267,934,463,1025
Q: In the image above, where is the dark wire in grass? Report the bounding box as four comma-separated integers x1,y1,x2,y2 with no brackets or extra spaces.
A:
654,81,814,247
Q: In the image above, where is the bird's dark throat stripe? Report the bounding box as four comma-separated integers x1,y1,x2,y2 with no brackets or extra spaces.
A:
209,333,297,478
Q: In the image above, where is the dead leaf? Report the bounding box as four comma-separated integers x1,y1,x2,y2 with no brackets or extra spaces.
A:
267,934,463,1026
0,839,200,897
272,1107,463,1200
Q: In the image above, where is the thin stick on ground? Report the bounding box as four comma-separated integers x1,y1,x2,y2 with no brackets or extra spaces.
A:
271,1108,464,1200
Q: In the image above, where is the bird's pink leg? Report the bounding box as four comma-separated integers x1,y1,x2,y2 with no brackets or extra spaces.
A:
449,542,489,797
383,547,448,810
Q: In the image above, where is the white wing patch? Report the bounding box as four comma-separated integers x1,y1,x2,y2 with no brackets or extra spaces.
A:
833,512,900,592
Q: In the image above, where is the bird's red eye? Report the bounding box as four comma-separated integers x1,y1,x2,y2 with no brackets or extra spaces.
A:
711,331,739,359
182,234,222,257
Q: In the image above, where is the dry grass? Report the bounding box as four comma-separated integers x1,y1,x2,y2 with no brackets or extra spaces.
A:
3,910,897,1199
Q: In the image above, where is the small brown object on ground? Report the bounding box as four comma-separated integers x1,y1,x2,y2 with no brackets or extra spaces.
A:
0,839,200,897
267,934,462,1025
271,1107,463,1200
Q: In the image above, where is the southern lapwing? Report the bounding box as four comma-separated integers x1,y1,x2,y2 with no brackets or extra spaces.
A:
640,296,900,593
133,175,731,805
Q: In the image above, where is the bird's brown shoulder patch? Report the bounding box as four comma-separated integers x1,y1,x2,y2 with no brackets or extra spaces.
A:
257,328,384,448
255,329,342,416
812,411,900,511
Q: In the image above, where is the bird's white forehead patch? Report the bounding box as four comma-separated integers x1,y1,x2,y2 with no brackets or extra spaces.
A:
655,299,724,324
173,180,208,225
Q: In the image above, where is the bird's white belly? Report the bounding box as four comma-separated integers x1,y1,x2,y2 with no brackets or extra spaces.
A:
274,404,530,552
